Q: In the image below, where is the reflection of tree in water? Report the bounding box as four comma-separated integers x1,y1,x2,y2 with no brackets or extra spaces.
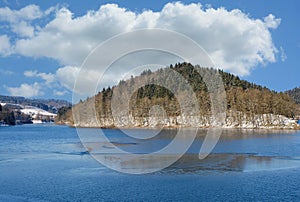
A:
163,154,291,173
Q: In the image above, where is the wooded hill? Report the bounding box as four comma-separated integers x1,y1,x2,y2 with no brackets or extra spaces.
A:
0,95,71,125
0,95,71,114
56,62,300,127
286,87,300,104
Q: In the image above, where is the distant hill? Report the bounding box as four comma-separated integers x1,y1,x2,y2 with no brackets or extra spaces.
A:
0,95,71,114
286,87,300,104
57,62,300,129
0,95,71,125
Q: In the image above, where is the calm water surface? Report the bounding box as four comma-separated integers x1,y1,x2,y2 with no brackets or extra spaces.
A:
1,124,300,201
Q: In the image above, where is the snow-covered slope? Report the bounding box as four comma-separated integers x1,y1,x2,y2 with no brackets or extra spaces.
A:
20,106,57,117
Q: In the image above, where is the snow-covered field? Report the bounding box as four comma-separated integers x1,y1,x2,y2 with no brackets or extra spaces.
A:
1,103,56,118
21,107,56,117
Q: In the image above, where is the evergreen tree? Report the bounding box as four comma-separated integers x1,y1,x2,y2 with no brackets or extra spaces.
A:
57,62,300,124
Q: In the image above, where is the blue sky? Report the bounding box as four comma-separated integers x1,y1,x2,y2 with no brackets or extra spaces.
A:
0,0,299,102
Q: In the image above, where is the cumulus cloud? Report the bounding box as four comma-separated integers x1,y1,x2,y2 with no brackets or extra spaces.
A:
5,82,42,97
0,4,43,22
55,50,181,96
5,70,56,98
0,4,54,38
0,2,283,98
11,21,34,37
55,66,80,91
14,4,135,65
24,70,55,84
55,65,113,96
10,3,281,76
264,14,281,29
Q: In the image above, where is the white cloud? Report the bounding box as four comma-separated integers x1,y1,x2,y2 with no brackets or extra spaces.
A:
14,4,136,65
53,89,68,96
55,66,80,91
54,50,181,97
11,21,34,37
55,66,113,96
156,3,280,74
5,82,42,97
10,3,281,76
24,70,55,84
0,4,54,38
0,35,12,56
1,2,283,98
264,14,281,29
0,4,43,23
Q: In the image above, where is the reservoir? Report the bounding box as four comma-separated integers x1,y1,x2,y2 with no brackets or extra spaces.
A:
1,124,300,201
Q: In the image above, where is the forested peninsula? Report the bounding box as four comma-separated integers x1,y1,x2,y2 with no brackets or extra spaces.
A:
56,63,300,129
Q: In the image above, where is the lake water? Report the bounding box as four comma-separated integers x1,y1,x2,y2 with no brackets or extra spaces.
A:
1,124,300,201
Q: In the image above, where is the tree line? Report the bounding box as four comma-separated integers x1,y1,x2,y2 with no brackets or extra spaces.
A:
56,62,300,124
286,87,300,104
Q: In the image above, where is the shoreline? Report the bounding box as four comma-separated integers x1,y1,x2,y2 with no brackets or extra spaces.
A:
65,112,300,130
60,123,300,130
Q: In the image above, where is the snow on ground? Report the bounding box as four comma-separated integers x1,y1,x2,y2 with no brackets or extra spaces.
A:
20,107,57,117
